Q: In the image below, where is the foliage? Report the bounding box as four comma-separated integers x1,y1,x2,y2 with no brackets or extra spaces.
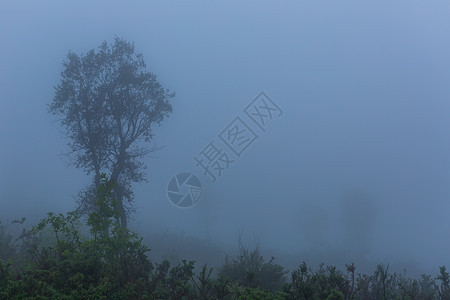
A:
218,236,288,293
0,219,19,261
49,37,175,228
0,174,153,299
1,176,450,298
285,261,348,299
436,266,450,300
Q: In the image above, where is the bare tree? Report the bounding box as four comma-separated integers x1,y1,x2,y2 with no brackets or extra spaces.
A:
49,37,174,228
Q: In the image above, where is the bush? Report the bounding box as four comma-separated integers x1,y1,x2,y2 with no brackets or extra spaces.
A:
285,261,348,299
218,236,288,293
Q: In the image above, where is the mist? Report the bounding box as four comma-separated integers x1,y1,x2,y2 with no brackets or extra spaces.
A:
1,1,450,279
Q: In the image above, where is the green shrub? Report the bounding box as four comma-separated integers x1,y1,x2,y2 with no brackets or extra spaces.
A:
286,261,349,300
218,238,288,293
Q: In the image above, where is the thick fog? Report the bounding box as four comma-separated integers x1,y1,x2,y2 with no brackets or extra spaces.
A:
1,1,450,276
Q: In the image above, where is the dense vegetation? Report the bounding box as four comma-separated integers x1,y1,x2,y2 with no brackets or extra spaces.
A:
0,176,449,299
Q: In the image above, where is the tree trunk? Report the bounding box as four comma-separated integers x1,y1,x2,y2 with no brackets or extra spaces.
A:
114,187,128,229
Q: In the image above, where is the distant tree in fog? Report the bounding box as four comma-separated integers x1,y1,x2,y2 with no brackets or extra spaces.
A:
49,37,174,228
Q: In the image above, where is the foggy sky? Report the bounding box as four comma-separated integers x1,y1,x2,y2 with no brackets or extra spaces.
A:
1,1,450,275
